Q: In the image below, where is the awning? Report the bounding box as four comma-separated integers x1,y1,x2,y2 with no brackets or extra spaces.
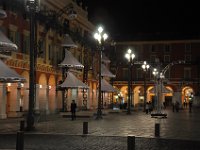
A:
61,34,77,48
0,60,26,82
58,71,88,89
101,64,115,78
0,30,18,51
0,9,7,18
102,53,110,63
101,78,118,92
58,49,84,68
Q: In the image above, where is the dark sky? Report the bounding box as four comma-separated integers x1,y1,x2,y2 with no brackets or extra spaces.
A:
84,0,200,40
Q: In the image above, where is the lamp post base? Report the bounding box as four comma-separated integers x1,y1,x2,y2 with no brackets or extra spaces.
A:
95,109,103,119
26,113,35,131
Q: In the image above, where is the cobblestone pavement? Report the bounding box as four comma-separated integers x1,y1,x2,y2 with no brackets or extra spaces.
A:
0,107,200,149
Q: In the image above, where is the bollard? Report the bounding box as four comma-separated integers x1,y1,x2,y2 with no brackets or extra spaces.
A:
20,120,25,131
155,123,160,137
127,136,135,150
16,131,24,150
83,122,88,134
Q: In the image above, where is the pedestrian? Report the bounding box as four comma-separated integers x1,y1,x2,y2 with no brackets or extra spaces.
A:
189,100,192,113
71,100,77,120
145,102,149,114
172,102,175,112
175,101,180,112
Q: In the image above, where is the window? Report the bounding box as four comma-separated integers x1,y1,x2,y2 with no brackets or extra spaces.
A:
164,55,170,62
185,43,191,53
37,39,45,57
184,68,191,79
48,44,52,60
15,31,21,50
150,55,156,62
185,55,191,62
165,69,170,79
137,68,143,79
9,30,21,49
122,68,128,80
150,45,156,53
22,35,30,54
164,44,171,53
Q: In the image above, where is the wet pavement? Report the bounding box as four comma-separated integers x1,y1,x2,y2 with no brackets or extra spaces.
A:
0,107,200,149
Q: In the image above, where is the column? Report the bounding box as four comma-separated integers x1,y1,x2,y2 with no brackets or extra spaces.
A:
0,83,7,119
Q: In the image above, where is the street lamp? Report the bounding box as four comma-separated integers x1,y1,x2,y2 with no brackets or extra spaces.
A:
94,26,108,119
25,0,40,131
142,61,149,111
152,68,158,110
125,49,135,114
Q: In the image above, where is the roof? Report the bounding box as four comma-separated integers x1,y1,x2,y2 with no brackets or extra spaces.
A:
61,34,77,48
0,9,7,18
101,64,115,78
101,78,118,93
58,71,88,89
0,59,26,82
58,49,84,68
102,53,110,63
0,30,18,51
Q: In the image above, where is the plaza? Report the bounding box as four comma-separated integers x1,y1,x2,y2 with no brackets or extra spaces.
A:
0,107,200,149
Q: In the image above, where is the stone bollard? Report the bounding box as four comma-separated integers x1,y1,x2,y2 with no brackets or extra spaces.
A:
20,120,25,131
127,136,135,150
16,131,24,150
83,122,88,134
155,123,160,137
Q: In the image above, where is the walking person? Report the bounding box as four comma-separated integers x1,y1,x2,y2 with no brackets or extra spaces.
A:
189,100,192,113
145,102,149,114
71,100,77,120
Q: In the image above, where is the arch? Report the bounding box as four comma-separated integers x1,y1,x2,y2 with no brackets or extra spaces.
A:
38,73,47,85
48,75,56,86
21,71,29,84
20,71,29,110
120,86,128,101
182,86,194,104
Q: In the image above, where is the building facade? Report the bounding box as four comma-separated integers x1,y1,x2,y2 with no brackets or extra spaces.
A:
111,39,200,110
0,0,114,118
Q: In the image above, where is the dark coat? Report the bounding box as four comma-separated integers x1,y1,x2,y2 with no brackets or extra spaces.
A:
71,103,77,112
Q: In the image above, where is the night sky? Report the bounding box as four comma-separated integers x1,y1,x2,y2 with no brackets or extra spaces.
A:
84,0,200,40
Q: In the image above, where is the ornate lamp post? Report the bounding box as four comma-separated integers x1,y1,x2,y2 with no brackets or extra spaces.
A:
152,68,158,110
94,26,108,119
25,0,40,131
142,61,149,111
125,49,135,114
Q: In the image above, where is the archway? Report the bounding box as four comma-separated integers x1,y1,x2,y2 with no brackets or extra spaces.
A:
38,73,48,112
48,75,56,113
182,86,194,107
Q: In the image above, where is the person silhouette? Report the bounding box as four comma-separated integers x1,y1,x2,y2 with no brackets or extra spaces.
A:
71,100,77,120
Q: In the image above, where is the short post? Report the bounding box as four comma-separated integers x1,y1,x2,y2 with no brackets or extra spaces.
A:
83,122,88,134
16,131,24,150
20,120,25,131
127,136,135,150
155,123,160,137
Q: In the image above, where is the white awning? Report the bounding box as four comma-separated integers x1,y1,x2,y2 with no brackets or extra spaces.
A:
0,59,26,82
101,78,118,92
58,71,88,89
58,49,84,68
0,9,7,18
0,30,18,51
61,34,77,48
101,64,115,78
